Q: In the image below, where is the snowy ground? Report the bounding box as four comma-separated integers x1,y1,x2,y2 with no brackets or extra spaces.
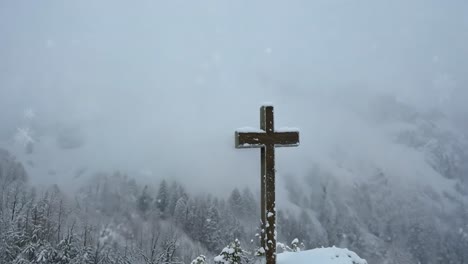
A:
277,247,367,264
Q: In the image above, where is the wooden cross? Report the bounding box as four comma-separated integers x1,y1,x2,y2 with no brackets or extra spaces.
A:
235,105,299,264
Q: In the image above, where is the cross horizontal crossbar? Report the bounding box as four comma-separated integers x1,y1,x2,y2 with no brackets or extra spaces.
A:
235,131,299,148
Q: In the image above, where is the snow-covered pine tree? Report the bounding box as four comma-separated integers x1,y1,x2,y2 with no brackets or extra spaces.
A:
167,182,188,218
137,185,153,215
241,187,257,219
203,205,222,252
156,179,169,216
228,188,243,217
290,238,304,252
167,181,179,217
220,209,244,245
173,197,187,226
214,239,245,264
183,198,197,237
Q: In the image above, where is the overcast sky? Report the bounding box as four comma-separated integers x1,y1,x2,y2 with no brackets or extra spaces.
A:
0,0,467,195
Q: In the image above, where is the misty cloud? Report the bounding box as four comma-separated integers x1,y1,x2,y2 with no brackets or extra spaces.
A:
0,0,467,195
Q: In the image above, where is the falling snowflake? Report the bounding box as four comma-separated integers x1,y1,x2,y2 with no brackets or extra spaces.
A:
23,108,36,119
14,127,35,147
46,39,55,48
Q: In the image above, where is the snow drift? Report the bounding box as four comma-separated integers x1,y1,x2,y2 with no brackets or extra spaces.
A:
278,247,367,264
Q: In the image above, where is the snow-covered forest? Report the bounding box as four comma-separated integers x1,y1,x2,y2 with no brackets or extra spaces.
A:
2,97,468,263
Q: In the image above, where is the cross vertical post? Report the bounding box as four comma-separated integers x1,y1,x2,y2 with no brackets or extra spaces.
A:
264,143,275,262
260,146,266,249
235,105,299,264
